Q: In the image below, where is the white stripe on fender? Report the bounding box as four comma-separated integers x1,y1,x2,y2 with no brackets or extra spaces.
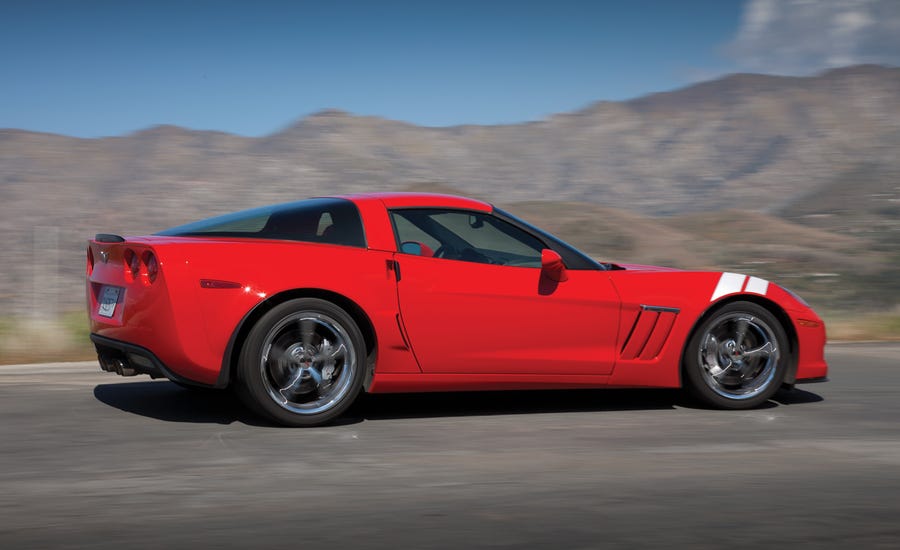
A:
744,276,769,295
710,272,746,302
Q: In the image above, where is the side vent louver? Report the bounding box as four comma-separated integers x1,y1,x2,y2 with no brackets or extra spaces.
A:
620,305,680,361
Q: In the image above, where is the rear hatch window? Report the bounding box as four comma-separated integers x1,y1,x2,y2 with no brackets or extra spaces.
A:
157,198,366,247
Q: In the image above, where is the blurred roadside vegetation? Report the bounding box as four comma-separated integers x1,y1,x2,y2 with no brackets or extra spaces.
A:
0,312,96,364
2,192,899,365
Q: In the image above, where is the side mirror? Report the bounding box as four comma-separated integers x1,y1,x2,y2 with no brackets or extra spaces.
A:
541,249,568,282
400,241,435,257
400,241,423,255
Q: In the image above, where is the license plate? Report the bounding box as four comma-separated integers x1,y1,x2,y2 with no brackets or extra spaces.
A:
98,286,121,318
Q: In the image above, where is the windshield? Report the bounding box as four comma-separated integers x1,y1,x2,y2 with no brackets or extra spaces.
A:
493,208,604,270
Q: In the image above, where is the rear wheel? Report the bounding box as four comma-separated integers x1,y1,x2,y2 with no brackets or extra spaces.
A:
236,298,366,426
683,301,788,409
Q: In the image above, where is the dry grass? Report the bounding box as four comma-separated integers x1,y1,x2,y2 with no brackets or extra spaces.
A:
0,312,95,365
823,308,900,342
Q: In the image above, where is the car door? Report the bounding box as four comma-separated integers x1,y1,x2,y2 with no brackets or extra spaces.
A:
390,208,620,375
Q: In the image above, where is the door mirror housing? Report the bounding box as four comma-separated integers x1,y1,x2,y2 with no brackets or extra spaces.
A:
541,249,568,282
400,241,423,255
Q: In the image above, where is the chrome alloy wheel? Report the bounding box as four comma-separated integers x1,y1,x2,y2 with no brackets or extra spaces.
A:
697,313,780,400
259,312,357,415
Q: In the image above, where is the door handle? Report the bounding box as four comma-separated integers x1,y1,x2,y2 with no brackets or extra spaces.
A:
387,259,401,281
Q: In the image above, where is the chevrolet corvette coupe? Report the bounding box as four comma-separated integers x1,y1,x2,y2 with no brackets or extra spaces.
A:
87,193,828,426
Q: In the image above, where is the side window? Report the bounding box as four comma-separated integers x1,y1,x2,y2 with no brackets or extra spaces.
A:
392,213,441,254
390,209,545,267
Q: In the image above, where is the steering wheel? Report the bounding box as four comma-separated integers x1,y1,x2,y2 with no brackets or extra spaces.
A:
433,244,457,259
459,247,492,264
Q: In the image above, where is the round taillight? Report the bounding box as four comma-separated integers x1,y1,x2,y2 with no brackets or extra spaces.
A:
124,249,140,280
87,246,95,275
143,251,159,284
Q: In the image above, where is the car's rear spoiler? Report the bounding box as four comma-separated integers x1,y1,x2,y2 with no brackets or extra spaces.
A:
95,233,126,243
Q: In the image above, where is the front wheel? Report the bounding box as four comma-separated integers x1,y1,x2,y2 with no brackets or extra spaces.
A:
683,301,789,409
236,298,366,426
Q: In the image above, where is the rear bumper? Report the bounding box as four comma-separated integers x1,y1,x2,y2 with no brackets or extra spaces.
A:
91,334,215,388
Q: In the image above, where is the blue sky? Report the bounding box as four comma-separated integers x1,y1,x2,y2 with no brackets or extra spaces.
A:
1,0,897,137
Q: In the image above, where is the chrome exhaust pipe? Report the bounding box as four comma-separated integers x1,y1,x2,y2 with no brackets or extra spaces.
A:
98,355,114,372
114,359,137,376
99,356,138,376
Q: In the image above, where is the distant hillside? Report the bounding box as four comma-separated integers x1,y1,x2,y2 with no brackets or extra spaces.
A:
0,64,898,318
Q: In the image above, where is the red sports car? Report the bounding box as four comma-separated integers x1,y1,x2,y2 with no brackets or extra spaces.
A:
87,193,828,426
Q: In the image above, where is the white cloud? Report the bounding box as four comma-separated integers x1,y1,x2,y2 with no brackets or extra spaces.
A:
727,0,900,74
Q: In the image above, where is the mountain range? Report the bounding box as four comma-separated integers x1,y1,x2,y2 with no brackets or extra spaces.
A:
1,64,898,319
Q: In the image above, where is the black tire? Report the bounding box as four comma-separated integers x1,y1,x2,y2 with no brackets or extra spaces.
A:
236,298,366,427
683,301,789,409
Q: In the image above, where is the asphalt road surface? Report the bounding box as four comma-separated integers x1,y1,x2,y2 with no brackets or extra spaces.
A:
1,344,898,549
